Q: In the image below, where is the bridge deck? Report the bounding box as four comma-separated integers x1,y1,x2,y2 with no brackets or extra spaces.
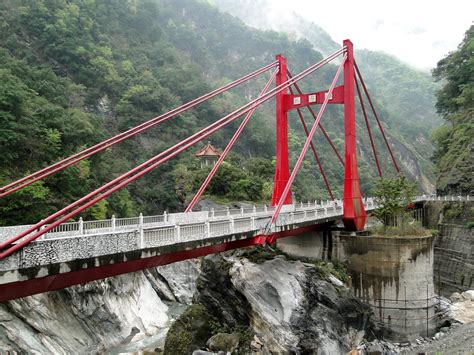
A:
0,195,468,301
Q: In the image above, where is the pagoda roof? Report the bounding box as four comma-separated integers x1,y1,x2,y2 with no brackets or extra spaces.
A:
195,142,221,157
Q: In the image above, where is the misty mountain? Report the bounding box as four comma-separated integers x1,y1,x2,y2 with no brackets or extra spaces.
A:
0,0,440,225
210,0,442,191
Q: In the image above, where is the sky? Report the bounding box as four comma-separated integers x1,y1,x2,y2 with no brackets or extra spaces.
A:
272,0,473,70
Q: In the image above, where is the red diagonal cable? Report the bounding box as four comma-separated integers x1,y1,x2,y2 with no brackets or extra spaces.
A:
271,56,346,225
354,61,400,173
288,85,334,200
0,48,346,258
0,61,279,198
355,75,382,177
287,70,345,166
186,71,277,212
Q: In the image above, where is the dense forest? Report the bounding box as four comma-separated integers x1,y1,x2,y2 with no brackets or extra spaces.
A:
431,25,473,194
0,0,443,225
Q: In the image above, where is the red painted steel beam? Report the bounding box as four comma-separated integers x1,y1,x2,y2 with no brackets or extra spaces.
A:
283,85,345,111
288,85,334,200
0,223,326,302
0,61,279,198
186,70,277,212
355,75,382,177
271,56,347,225
287,71,345,167
354,61,400,173
342,40,366,231
271,55,292,206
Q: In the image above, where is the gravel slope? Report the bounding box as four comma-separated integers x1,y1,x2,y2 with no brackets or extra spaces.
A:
403,322,474,354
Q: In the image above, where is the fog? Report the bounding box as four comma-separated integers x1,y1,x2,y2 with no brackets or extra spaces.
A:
254,0,473,69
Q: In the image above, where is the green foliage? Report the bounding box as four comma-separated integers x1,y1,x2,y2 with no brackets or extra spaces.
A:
372,176,416,229
0,181,51,225
432,26,474,194
313,259,350,284
163,304,212,355
0,0,442,226
373,221,428,237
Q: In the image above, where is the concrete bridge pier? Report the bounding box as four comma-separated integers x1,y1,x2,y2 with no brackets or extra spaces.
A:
277,227,334,261
335,232,437,341
277,230,437,341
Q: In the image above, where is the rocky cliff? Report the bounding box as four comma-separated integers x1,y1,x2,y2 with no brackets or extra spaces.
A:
0,260,200,353
0,249,376,354
426,201,474,297
194,253,374,353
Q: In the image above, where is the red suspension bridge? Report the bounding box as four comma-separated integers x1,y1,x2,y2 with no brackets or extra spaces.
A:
0,40,402,301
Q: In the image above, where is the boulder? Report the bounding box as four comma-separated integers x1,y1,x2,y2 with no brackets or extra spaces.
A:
461,290,474,301
163,304,212,355
206,332,239,352
450,292,463,302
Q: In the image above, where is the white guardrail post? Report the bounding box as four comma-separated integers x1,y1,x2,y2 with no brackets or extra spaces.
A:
230,217,235,234
206,221,211,238
164,211,168,223
139,213,144,248
175,222,181,243
111,215,116,231
79,217,84,235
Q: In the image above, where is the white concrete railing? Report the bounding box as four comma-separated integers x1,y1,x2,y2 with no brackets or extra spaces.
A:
414,195,470,202
0,198,354,245
0,195,468,248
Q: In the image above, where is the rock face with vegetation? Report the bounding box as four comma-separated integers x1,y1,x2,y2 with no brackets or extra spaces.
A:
192,254,373,353
431,25,473,195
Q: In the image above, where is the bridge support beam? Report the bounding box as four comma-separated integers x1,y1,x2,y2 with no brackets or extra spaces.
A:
271,54,292,206
343,40,366,231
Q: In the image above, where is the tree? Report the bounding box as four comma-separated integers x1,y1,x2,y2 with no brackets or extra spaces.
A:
431,25,474,195
372,176,416,230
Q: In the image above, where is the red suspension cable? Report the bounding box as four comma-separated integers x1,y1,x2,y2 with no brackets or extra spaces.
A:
288,86,334,200
287,70,345,166
1,48,346,258
271,56,347,225
355,75,382,177
354,61,400,173
0,61,279,198
185,71,277,212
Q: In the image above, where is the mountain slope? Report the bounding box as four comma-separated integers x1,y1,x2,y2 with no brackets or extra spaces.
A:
431,26,473,194
210,0,442,192
0,0,440,225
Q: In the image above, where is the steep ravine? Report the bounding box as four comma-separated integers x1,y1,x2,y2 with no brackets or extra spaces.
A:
0,252,374,353
0,260,200,353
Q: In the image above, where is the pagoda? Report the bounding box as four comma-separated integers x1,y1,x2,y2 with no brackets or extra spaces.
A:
195,141,221,168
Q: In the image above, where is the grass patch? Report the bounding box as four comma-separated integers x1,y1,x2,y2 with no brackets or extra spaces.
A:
313,259,350,283
237,245,285,264
373,221,430,237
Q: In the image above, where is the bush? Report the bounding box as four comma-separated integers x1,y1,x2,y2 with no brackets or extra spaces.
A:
163,304,212,355
372,176,416,231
